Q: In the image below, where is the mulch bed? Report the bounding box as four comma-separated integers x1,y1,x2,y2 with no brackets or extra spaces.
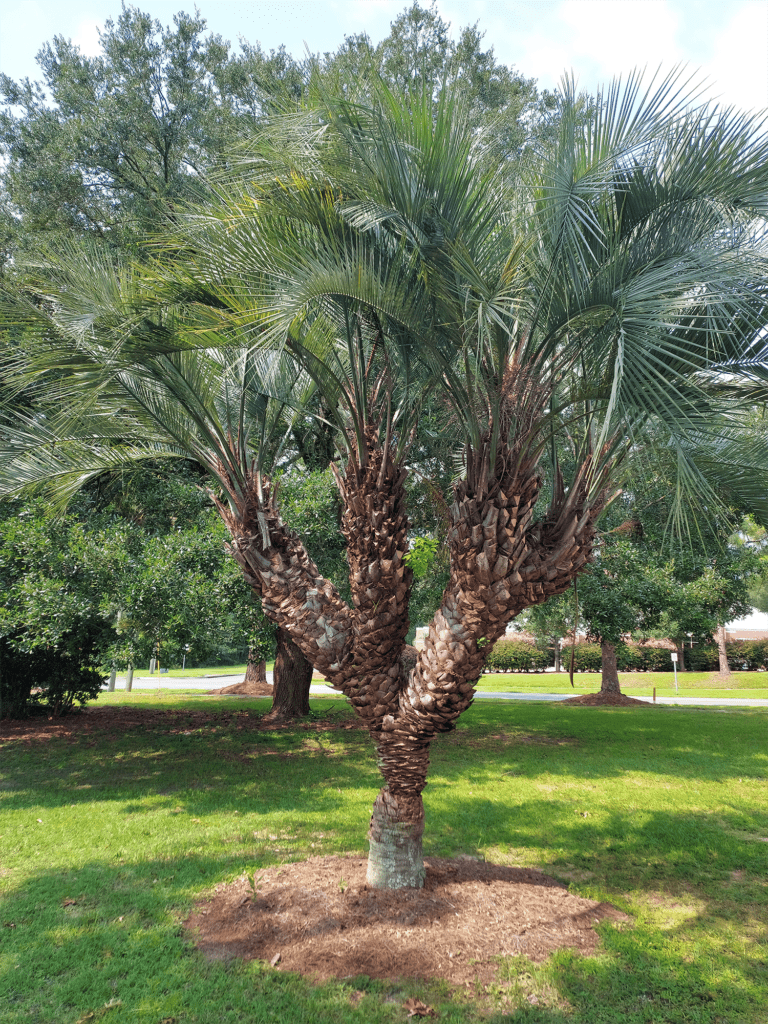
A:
0,706,279,743
185,855,629,984
560,691,651,706
207,679,273,696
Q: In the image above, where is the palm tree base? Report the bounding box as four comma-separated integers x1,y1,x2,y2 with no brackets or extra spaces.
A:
367,787,426,889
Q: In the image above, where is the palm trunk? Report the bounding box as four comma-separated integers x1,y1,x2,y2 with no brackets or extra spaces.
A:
600,641,622,695
368,787,426,888
367,732,431,888
266,627,311,720
716,625,730,677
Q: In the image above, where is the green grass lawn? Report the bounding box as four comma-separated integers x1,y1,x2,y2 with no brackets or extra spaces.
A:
132,663,768,702
474,671,768,700
2,694,767,1023
126,663,254,679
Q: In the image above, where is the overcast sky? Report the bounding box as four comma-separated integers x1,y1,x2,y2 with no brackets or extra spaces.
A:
1,0,767,113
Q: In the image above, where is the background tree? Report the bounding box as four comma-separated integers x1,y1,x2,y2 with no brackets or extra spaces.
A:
0,7,239,260
575,484,764,696
0,2,548,272
0,499,111,717
516,591,575,673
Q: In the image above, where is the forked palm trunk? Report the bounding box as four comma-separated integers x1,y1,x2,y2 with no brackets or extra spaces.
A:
600,641,622,695
220,408,601,889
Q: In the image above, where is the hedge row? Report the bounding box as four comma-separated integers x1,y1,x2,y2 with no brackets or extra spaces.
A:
0,639,105,718
484,639,550,672
557,643,673,673
686,639,768,671
485,638,768,673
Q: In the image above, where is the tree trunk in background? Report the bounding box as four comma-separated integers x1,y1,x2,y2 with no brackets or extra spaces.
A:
716,625,730,677
266,627,311,720
676,644,687,671
125,664,134,692
554,638,562,674
244,649,267,686
600,642,622,695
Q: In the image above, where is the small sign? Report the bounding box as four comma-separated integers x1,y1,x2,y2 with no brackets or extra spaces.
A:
670,652,678,662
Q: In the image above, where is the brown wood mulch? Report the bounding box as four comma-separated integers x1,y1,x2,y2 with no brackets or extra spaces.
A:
206,678,273,696
0,706,276,743
185,855,629,984
560,691,651,706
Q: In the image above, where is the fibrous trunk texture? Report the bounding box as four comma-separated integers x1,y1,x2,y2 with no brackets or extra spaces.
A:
268,627,312,720
716,625,730,677
599,642,622,695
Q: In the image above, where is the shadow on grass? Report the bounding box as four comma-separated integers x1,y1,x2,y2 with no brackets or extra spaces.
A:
1,845,765,1024
2,701,767,1020
0,850,393,1024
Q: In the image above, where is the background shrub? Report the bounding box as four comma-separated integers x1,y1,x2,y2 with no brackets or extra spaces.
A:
0,638,105,718
687,644,719,671
485,638,549,672
567,642,603,672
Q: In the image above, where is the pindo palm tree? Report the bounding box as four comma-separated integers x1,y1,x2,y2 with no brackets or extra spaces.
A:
3,73,768,888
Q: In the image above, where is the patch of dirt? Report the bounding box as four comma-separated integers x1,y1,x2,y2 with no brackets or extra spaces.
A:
560,691,651,706
185,855,629,984
207,679,273,696
0,706,355,745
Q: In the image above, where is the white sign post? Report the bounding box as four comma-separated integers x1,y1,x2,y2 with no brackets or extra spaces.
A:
670,651,678,693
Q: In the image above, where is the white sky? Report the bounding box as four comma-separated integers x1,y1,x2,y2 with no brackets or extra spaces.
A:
1,0,767,113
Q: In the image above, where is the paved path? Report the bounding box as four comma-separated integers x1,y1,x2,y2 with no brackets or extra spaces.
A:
106,676,768,707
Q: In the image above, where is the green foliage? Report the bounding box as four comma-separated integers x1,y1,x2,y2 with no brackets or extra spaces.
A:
0,2,544,270
277,467,348,595
0,476,277,715
0,500,111,716
577,539,673,647
0,7,239,256
403,536,439,578
688,640,768,672
102,511,259,669
0,642,103,718
326,1,545,154
485,637,549,673
405,536,450,632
